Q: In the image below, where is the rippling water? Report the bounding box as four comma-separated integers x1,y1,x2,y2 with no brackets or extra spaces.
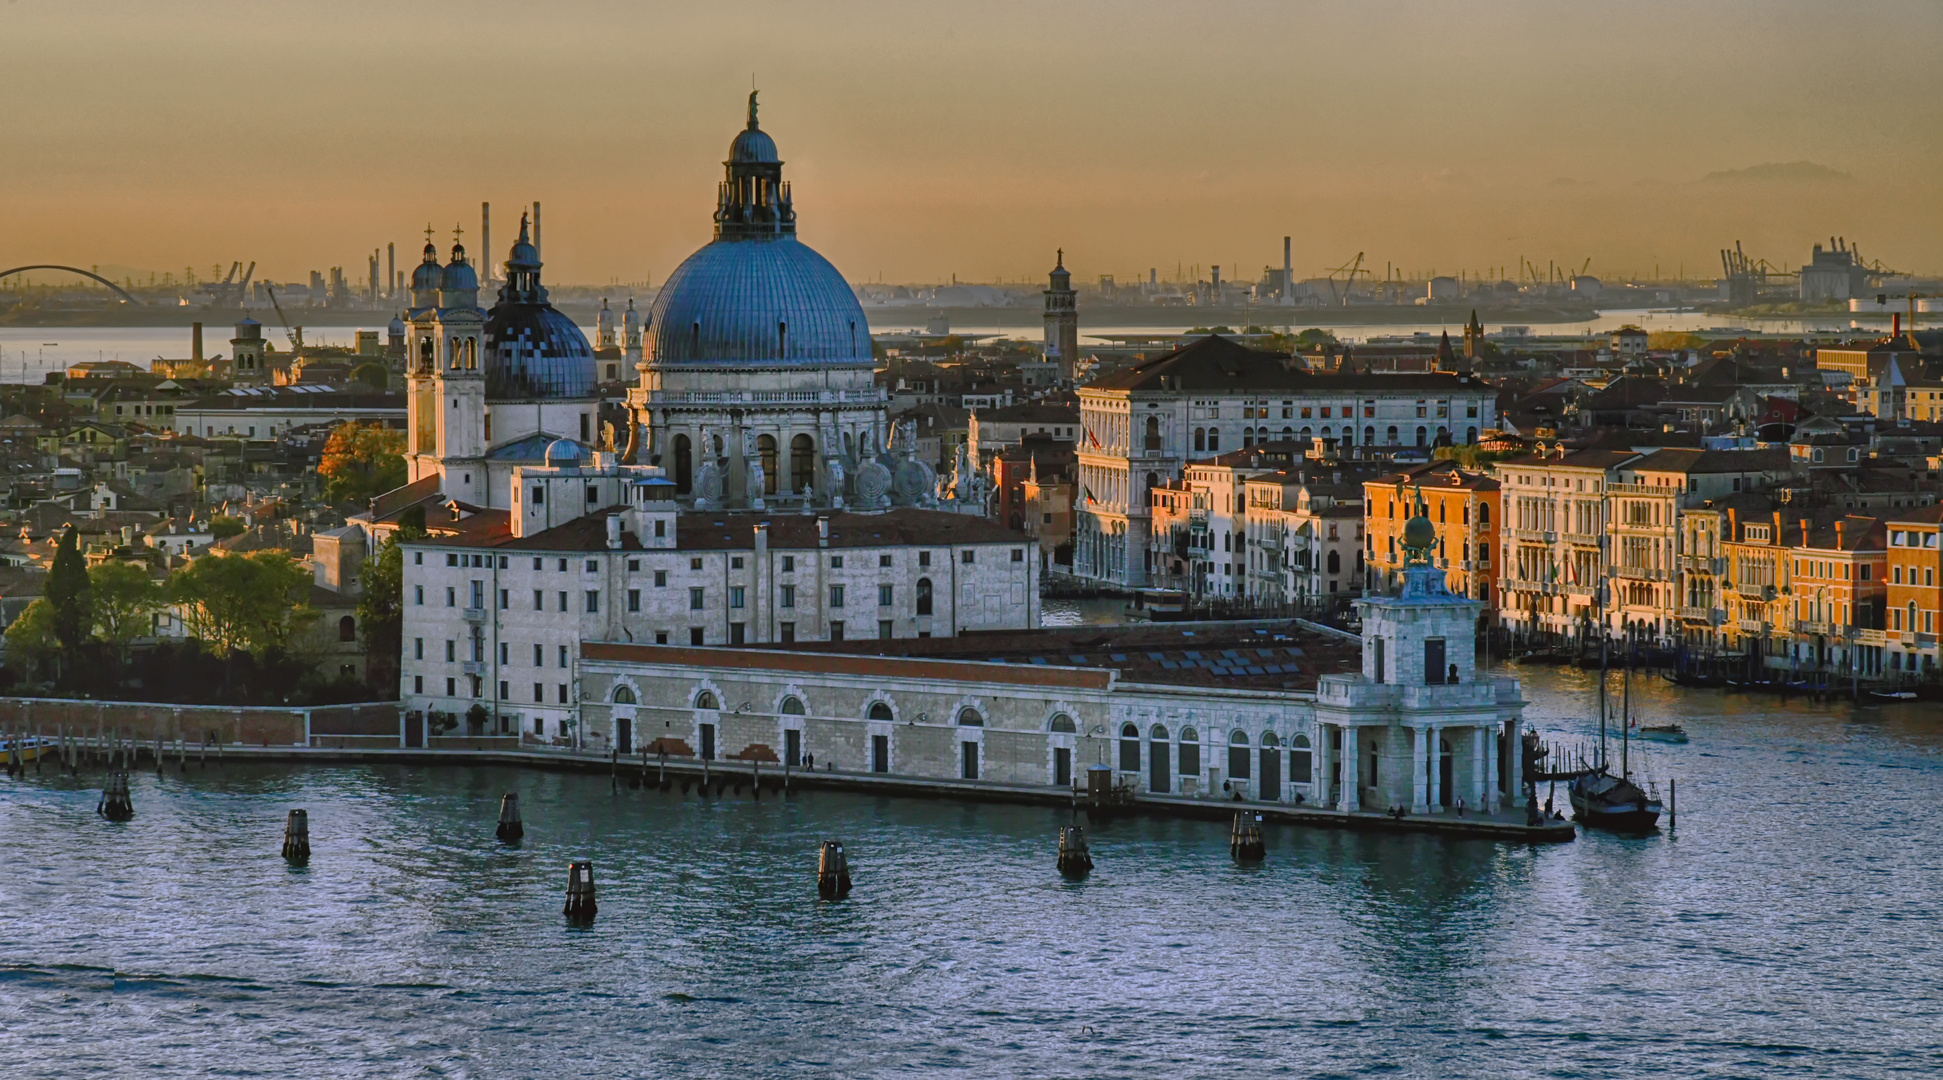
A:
3,667,1940,1077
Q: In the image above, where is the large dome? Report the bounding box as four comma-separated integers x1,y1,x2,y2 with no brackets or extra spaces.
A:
483,214,597,399
648,236,870,367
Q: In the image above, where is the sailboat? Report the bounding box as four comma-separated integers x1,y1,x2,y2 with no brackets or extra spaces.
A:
1569,630,1664,832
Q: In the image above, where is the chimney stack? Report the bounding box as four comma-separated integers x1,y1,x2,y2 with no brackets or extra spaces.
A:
605,513,622,550
192,322,203,362
817,516,829,548
532,201,542,261
481,202,492,289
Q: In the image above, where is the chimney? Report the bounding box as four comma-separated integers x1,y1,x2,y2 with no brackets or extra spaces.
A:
1282,236,1292,302
817,516,829,548
532,201,542,261
1835,520,1844,549
605,513,622,550
1772,511,1781,544
192,322,203,362
1728,506,1738,540
480,202,491,289
1799,518,1809,546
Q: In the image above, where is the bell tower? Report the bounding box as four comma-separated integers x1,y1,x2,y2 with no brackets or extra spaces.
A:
1043,250,1078,383
419,233,487,504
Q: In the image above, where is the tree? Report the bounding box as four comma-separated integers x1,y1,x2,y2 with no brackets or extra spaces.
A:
208,516,246,540
4,598,60,684
319,422,407,505
169,551,316,656
44,527,91,675
350,362,388,391
90,560,164,649
356,531,414,695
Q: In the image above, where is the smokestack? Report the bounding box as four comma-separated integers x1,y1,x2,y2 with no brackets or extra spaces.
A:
1211,264,1221,294
1282,236,1292,302
532,201,542,261
192,322,203,362
1892,312,1900,338
386,243,395,300
481,202,491,289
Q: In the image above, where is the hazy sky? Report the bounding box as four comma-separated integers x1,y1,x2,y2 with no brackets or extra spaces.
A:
7,1,1940,289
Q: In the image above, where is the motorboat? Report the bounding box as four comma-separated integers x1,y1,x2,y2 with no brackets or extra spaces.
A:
1634,723,1688,744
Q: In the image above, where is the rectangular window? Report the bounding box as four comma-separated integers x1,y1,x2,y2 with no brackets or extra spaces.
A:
498,588,508,610
532,643,542,665
831,555,844,569
445,640,455,662
533,557,543,570
879,554,893,568
585,590,599,613
558,645,568,669
829,621,844,642
879,619,893,640
878,584,893,607
730,586,746,609
654,632,668,645
446,553,458,567
962,741,979,780
499,642,508,665
690,557,702,571
414,585,423,605
1424,638,1447,685
780,584,796,608
690,627,704,646
830,584,845,607
627,558,639,572
780,621,795,643
414,638,424,660
446,587,455,607
627,589,640,612
655,569,667,587
918,551,930,567
533,589,544,610
1011,548,1024,562
731,556,744,569
584,559,597,573
413,552,423,565
730,622,745,645
557,591,568,612
962,550,975,564
499,680,508,699
558,684,569,704
558,559,568,571
446,677,455,696
690,587,705,611
414,675,423,694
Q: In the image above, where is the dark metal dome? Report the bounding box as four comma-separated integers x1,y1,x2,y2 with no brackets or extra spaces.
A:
648,237,869,367
484,216,595,399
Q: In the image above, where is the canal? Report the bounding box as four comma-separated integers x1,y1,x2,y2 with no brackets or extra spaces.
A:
1,666,1938,1077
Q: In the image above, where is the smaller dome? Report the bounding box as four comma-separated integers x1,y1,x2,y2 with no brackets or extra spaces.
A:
411,242,443,291
730,125,778,164
544,439,583,467
1403,513,1436,552
387,315,406,335
443,246,478,292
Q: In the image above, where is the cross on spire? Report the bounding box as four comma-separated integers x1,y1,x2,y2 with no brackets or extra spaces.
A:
423,223,436,244
452,222,465,244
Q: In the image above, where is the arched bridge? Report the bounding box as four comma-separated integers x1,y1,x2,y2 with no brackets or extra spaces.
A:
0,265,143,305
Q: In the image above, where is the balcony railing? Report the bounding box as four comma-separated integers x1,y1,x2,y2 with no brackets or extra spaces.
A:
1678,605,1716,622
462,607,488,623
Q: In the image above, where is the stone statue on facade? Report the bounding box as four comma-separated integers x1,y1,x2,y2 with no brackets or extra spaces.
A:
743,427,767,510
693,424,724,509
890,419,937,507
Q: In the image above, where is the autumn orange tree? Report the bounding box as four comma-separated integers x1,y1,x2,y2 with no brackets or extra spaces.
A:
318,422,407,505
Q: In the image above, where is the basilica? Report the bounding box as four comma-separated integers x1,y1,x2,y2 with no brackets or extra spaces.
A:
338,96,1033,739
397,93,948,517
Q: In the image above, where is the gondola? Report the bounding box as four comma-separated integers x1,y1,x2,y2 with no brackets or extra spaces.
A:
1570,631,1662,833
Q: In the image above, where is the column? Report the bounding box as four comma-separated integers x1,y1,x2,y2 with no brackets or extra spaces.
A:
1340,725,1360,812
1427,725,1441,811
1506,716,1522,808
1411,725,1429,814
1472,726,1489,812
1316,724,1333,807
1484,721,1500,814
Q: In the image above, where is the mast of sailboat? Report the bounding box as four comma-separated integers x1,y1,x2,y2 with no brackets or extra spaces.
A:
1597,630,1609,772
1622,624,1632,780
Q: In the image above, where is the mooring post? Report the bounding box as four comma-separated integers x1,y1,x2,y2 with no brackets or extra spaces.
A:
816,840,852,900
1230,812,1266,861
98,771,133,821
563,861,597,924
496,793,524,842
281,809,310,864
1669,778,1677,828
1057,826,1093,879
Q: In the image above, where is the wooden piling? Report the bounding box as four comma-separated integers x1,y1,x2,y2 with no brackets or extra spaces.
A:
1230,812,1266,861
1669,778,1677,828
495,793,524,842
98,772,134,821
281,809,310,863
1057,826,1093,879
563,861,597,924
816,840,852,900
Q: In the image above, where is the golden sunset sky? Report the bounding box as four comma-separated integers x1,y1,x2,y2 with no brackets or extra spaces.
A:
8,0,1939,287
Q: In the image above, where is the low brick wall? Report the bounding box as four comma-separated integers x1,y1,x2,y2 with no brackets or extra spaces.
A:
0,698,400,748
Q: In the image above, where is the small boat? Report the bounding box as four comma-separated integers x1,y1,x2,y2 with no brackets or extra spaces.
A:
1568,767,1664,832
1634,723,1688,744
0,734,58,765
1871,690,1919,701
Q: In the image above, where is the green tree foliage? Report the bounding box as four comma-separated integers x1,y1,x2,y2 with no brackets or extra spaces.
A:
90,560,164,646
356,529,417,695
169,551,316,656
208,516,246,540
44,527,91,665
3,598,60,683
350,362,388,391
319,422,408,505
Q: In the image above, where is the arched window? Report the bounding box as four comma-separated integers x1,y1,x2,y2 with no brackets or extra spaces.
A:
915,577,933,616
1207,429,1220,452
1178,726,1200,777
1119,722,1140,771
1150,723,1169,742
781,697,805,715
694,691,718,710
1386,425,1399,444
1281,427,1294,441
1291,734,1313,783
1416,426,1428,447
1227,730,1251,780
338,615,356,641
612,685,636,704
1327,550,1341,574
1364,425,1375,444
757,434,778,495
1194,428,1206,452
673,434,693,494
1466,426,1478,444
957,708,984,727
1242,429,1255,448
1144,415,1161,451
1479,503,1490,525
1049,714,1076,733
1340,427,1353,445
1262,731,1280,748
867,701,893,722
1320,426,1332,440
790,434,816,495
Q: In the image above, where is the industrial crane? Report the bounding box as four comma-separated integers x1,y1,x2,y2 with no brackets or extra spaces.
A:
1327,252,1369,306
264,284,302,350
